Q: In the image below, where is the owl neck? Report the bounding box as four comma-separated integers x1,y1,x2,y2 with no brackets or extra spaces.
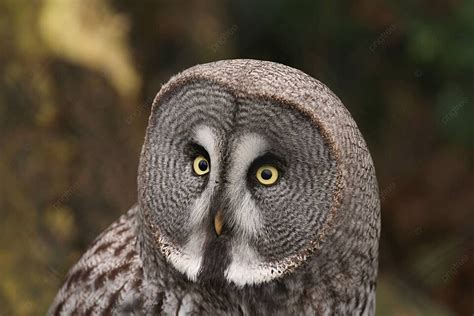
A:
136,204,377,315
240,271,376,315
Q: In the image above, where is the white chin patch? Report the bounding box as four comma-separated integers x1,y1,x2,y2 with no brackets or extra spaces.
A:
160,232,206,282
225,241,284,286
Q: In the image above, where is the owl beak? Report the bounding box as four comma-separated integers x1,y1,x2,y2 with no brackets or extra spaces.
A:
214,209,223,236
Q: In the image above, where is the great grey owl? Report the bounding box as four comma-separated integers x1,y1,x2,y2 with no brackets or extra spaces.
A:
49,59,380,315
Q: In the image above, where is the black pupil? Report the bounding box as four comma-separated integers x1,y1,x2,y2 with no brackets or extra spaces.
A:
198,159,208,171
261,169,272,180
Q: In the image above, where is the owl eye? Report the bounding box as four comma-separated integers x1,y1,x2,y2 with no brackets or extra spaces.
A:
256,165,279,185
193,155,210,175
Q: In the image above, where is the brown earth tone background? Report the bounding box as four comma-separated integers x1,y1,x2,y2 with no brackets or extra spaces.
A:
0,0,472,315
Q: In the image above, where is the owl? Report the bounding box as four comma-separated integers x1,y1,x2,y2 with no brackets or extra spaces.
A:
49,59,380,315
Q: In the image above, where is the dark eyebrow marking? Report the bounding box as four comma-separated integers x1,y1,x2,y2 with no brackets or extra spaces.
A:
246,152,287,189
184,142,211,161
249,152,286,170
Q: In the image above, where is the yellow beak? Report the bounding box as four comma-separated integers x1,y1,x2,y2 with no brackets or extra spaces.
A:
214,209,223,236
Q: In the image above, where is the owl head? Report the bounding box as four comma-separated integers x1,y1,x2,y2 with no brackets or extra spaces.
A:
138,59,380,288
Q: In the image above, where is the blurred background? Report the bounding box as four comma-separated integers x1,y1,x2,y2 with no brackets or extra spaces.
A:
0,0,472,314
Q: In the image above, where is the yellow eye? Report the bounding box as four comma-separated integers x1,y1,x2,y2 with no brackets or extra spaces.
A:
256,165,279,185
193,155,210,175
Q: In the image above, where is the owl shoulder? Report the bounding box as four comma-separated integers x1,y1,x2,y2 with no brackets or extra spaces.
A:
48,206,148,315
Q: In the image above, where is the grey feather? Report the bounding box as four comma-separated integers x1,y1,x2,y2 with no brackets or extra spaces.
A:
49,59,380,315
